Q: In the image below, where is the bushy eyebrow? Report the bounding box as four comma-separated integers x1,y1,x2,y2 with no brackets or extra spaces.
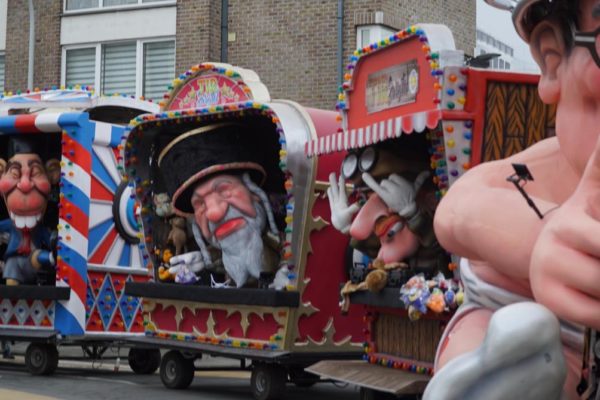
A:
6,161,22,170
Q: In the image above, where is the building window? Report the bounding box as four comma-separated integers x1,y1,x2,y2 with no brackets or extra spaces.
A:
0,53,5,93
63,39,175,101
65,47,96,88
65,0,170,11
102,42,137,96
499,59,505,69
143,41,176,101
356,25,397,49
505,61,511,70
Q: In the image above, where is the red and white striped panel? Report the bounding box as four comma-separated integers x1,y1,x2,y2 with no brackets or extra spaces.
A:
305,109,442,157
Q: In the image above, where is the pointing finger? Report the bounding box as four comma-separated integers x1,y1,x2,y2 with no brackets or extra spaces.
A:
362,172,386,199
328,172,339,200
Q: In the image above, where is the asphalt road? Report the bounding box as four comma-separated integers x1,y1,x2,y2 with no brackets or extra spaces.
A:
0,345,360,400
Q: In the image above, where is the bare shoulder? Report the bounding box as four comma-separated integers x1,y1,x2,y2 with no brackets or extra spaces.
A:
453,137,577,201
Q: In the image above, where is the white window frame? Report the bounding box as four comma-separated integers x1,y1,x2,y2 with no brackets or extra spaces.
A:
356,24,397,50
63,0,175,14
61,36,175,98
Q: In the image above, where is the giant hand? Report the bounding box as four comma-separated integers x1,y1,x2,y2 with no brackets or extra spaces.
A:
530,134,600,330
362,171,430,218
327,173,359,234
169,250,206,273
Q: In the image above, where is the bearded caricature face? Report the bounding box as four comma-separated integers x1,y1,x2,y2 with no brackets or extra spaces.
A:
191,173,267,287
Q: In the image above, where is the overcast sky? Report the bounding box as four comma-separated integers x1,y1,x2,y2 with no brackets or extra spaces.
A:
476,0,539,71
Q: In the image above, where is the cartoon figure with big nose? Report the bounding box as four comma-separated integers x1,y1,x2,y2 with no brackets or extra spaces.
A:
328,139,447,311
0,137,56,285
156,123,282,288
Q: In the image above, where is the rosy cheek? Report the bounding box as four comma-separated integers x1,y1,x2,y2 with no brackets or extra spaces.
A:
35,179,51,195
229,188,257,217
0,177,16,194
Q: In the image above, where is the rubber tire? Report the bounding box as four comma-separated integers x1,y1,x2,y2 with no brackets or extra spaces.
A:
128,348,161,374
289,367,319,388
159,350,195,389
251,363,287,400
25,343,59,376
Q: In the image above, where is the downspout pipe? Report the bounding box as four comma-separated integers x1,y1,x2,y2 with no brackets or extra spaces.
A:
221,0,228,62
337,0,344,89
28,0,35,90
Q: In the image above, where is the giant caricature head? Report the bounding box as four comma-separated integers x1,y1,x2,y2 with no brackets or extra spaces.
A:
0,137,52,228
344,138,433,264
157,122,277,286
516,0,600,174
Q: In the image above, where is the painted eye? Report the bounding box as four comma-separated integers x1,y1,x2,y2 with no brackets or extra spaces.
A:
342,153,358,179
386,221,405,239
359,147,377,172
215,182,233,198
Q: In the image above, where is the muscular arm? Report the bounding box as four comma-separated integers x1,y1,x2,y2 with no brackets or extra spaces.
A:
434,137,579,281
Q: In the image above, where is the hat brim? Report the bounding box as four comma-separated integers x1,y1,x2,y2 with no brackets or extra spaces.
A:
172,162,266,215
512,0,545,42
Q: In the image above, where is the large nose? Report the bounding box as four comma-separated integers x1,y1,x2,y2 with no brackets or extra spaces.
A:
204,194,229,222
349,194,387,240
17,173,34,193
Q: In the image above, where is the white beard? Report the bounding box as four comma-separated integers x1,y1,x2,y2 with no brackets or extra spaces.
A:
208,203,267,287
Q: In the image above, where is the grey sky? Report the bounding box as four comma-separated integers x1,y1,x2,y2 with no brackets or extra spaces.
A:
476,0,539,71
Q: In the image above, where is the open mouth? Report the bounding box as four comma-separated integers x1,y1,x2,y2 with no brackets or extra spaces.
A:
374,214,404,240
214,217,246,240
10,212,42,229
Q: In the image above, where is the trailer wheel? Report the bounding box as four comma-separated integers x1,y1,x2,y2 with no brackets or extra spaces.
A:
251,363,286,400
160,350,194,389
25,343,58,376
128,348,161,374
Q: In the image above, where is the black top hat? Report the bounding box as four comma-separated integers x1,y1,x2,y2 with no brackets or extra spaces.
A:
6,136,44,160
157,122,266,214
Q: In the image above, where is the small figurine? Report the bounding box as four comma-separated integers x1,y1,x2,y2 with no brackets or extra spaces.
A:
153,192,174,218
167,216,188,256
0,137,56,285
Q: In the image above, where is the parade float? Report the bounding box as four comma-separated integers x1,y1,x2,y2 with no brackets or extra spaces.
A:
0,89,161,375
122,63,365,400
304,24,558,400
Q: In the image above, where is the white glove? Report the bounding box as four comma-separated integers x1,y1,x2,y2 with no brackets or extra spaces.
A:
327,173,359,234
362,171,430,218
169,251,206,273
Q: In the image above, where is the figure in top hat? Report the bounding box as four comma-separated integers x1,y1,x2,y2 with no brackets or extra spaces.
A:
0,136,57,285
157,122,282,288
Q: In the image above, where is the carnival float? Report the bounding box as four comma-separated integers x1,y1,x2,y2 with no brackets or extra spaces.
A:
304,24,558,400
122,63,366,400
0,89,162,375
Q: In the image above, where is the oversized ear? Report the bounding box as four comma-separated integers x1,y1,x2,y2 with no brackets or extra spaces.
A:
45,158,61,184
529,19,567,104
0,158,6,175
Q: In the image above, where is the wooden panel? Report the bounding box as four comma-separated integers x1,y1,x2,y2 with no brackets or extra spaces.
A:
481,81,556,162
307,360,429,395
374,314,445,362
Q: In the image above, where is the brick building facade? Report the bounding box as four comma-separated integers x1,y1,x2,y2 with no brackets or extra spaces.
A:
2,0,475,109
